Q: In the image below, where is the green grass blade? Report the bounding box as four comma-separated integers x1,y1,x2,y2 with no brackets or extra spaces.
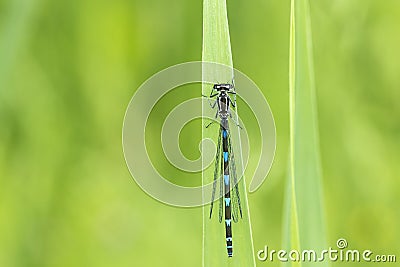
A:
202,0,255,266
202,0,232,66
283,0,329,266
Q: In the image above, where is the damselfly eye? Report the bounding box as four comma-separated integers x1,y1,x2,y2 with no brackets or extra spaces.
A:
213,83,233,91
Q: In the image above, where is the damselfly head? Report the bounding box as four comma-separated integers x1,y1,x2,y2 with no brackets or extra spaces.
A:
213,83,233,91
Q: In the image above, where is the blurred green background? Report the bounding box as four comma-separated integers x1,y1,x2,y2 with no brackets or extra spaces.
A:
0,0,399,266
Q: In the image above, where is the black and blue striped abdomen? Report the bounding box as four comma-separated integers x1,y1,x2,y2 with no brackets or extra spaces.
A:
222,127,233,257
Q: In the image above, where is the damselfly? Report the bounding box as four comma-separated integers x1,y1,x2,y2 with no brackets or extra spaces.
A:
204,83,243,257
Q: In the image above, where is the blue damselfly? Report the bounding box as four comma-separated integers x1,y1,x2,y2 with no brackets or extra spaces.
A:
204,83,243,257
